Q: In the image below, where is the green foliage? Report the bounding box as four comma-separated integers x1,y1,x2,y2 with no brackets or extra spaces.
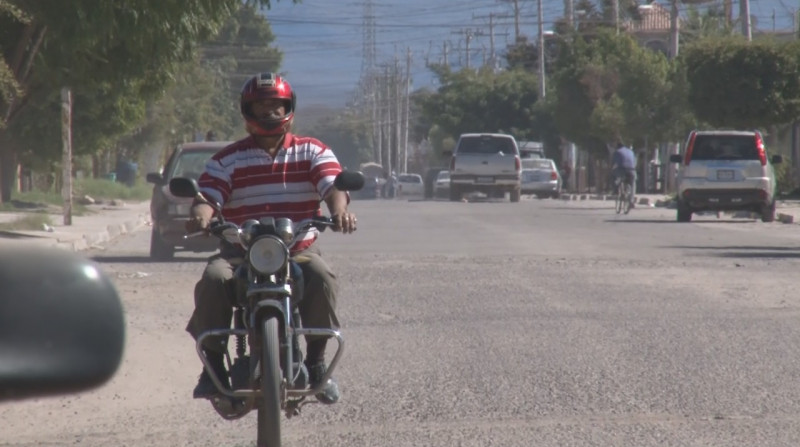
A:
294,110,372,170
426,124,457,161
773,160,794,195
0,0,293,161
682,37,800,129
681,5,736,46
75,177,153,201
420,66,542,140
0,212,52,231
551,30,678,157
203,3,283,96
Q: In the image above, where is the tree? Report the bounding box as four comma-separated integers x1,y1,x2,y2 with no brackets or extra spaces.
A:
682,37,800,129
551,30,677,158
0,0,296,202
295,110,373,171
681,5,736,47
420,65,544,148
202,3,283,97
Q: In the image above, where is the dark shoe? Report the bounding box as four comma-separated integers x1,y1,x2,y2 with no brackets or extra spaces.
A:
308,363,340,404
193,354,229,399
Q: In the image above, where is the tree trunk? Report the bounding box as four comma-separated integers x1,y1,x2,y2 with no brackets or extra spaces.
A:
0,149,17,203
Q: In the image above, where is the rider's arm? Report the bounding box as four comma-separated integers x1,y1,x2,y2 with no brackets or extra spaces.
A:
324,189,349,219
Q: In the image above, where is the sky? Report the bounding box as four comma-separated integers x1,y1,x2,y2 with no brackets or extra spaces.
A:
264,0,797,109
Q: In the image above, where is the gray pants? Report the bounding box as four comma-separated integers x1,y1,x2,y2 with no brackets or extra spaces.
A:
185,243,339,355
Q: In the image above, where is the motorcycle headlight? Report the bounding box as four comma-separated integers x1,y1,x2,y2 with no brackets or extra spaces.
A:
248,236,288,274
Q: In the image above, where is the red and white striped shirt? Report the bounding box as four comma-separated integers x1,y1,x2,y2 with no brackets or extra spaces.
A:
197,133,343,253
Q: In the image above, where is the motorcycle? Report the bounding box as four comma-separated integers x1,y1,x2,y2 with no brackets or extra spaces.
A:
169,171,364,447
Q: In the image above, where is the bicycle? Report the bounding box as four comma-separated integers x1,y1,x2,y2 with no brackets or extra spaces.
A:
614,177,633,215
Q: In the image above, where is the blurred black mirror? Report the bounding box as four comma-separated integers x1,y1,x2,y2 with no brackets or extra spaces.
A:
772,154,783,164
145,172,165,185
334,171,365,192
169,177,200,198
0,248,125,402
669,154,683,163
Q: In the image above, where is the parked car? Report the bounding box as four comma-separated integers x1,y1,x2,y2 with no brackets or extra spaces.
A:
355,176,383,199
520,159,562,198
145,141,231,260
670,130,782,223
434,170,450,198
397,173,424,198
423,167,447,199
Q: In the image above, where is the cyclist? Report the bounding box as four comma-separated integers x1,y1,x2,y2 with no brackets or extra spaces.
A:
611,141,637,208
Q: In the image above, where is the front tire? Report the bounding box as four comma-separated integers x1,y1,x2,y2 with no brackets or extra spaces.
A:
257,317,282,447
677,201,692,222
449,184,461,201
510,189,521,203
149,228,175,260
761,201,776,223
622,184,632,215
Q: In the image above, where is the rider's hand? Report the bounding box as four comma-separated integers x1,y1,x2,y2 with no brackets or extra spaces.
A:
332,211,357,234
185,203,214,233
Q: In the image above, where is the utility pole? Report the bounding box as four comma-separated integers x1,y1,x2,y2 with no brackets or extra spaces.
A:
613,0,620,34
740,0,752,41
473,12,510,69
373,71,382,165
61,88,73,226
538,0,546,99
394,55,402,174
442,41,449,67
666,0,680,193
669,0,679,59
403,47,412,173
498,0,522,42
453,29,477,69
382,64,391,173
565,0,574,29
724,0,733,26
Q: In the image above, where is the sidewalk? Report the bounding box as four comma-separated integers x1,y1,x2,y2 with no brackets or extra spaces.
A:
0,201,151,251
557,192,800,224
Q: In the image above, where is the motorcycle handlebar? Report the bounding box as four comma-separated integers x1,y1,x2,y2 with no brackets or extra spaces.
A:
183,217,336,241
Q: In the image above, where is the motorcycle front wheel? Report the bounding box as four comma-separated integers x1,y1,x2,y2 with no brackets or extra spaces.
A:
257,317,281,447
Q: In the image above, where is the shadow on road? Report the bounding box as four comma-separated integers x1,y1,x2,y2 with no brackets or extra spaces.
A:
0,231,46,239
542,206,617,211
604,218,757,224
664,245,800,259
91,255,206,264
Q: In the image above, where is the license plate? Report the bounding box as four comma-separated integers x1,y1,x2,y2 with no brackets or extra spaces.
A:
716,170,734,180
476,176,494,184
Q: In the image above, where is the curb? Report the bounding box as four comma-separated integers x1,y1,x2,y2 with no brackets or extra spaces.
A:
76,213,151,252
0,205,151,252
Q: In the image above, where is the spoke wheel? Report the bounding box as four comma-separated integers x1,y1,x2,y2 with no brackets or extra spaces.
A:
622,184,632,215
256,317,282,447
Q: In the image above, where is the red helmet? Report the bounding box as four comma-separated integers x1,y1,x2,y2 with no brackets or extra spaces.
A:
240,72,296,137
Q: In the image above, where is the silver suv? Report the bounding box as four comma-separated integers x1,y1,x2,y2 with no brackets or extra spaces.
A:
670,130,782,223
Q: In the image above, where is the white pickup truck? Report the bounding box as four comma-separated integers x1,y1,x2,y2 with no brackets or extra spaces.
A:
447,133,522,202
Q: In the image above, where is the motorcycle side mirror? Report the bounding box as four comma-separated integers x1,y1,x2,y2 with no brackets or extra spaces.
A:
169,177,200,198
169,177,223,216
334,171,365,192
0,248,125,402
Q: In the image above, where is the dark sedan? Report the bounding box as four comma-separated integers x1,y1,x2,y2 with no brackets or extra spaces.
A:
145,141,230,260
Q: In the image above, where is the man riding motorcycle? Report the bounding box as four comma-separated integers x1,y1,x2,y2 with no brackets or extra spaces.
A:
185,72,357,405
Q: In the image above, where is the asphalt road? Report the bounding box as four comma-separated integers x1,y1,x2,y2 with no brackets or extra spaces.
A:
3,197,800,447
